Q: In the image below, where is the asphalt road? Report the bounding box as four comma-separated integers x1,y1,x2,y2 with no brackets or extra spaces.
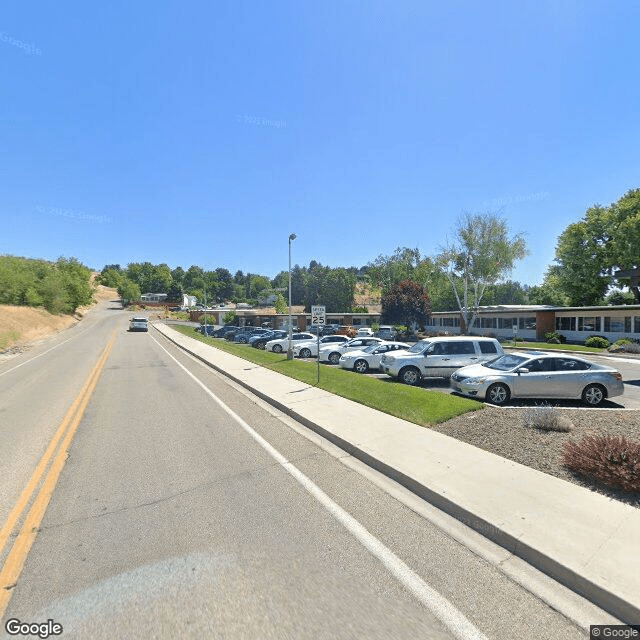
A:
0,305,607,638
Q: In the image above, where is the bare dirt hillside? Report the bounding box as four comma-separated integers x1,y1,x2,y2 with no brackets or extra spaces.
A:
354,282,382,313
0,276,118,354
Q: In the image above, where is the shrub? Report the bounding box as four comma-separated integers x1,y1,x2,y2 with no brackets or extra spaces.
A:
522,404,573,432
584,335,610,348
563,434,640,493
513,336,525,343
544,331,566,344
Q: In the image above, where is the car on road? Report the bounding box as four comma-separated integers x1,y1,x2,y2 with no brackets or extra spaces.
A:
339,341,410,373
450,352,625,406
264,332,315,353
293,334,350,358
318,337,384,364
381,336,504,385
129,317,149,332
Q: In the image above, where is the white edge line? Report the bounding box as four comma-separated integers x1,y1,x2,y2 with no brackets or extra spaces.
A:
150,334,489,640
0,328,89,378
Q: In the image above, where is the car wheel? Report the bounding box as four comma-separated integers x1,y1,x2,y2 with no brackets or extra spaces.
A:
486,383,510,406
300,348,311,358
582,384,606,407
400,367,420,386
328,352,341,365
354,359,369,373
272,344,283,353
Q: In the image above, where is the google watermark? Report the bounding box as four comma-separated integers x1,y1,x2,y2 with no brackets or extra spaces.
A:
235,114,287,129
0,32,42,56
5,618,62,638
481,190,549,210
36,205,112,224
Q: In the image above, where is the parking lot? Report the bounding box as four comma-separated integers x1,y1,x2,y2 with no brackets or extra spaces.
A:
177,323,640,410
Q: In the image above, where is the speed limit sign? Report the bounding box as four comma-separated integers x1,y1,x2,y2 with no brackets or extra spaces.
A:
311,305,326,326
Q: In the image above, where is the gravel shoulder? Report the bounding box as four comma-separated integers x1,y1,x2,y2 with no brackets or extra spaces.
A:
432,406,640,508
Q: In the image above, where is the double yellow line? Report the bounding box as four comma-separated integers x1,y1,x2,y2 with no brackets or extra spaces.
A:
0,332,116,618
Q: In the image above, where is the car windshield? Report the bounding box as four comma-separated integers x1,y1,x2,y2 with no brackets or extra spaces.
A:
484,354,529,371
362,344,379,353
407,341,429,354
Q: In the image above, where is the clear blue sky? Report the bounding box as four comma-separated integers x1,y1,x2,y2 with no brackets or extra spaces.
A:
3,0,639,285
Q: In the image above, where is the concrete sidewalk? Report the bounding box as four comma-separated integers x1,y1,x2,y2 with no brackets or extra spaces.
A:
155,323,640,624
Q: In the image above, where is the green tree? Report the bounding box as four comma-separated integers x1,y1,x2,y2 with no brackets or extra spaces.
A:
98,268,124,288
274,293,288,314
603,289,636,305
118,278,141,306
380,279,432,329
435,213,528,332
366,247,422,293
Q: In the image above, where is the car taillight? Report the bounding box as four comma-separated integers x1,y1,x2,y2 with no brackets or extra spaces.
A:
614,373,623,380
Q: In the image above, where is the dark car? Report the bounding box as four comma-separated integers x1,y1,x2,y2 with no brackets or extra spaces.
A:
213,325,237,338
251,329,287,349
198,325,217,337
234,327,270,343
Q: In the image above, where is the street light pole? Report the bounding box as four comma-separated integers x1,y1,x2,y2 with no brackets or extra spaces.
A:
287,233,297,359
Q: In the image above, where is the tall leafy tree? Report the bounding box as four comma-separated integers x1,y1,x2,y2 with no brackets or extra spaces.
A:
435,213,527,332
380,279,432,329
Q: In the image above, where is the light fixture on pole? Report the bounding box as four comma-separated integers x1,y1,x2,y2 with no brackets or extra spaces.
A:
287,233,297,359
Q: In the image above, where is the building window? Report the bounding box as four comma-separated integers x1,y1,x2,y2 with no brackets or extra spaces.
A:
634,316,640,334
556,316,576,331
498,318,516,329
604,317,626,333
518,317,536,330
480,317,496,329
578,316,599,332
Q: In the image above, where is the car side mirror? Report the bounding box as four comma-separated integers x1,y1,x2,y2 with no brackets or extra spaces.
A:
516,367,529,374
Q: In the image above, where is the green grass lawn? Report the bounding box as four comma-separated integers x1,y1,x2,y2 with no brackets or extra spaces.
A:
171,325,482,426
504,341,606,353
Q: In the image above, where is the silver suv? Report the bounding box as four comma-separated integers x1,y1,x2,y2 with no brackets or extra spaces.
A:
381,336,504,385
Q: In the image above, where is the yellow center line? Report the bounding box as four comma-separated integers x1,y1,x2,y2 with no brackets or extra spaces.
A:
0,338,112,558
0,331,116,619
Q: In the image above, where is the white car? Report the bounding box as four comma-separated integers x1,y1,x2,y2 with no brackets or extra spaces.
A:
129,317,148,332
264,332,315,353
293,335,350,358
318,337,383,364
339,341,410,373
381,336,504,384
356,327,374,336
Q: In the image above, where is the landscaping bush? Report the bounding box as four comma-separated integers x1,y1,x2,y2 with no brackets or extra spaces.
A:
544,331,566,344
522,404,572,432
584,335,610,348
608,338,640,354
562,434,640,493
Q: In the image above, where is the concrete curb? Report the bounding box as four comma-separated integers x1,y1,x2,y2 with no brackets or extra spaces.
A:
154,323,640,624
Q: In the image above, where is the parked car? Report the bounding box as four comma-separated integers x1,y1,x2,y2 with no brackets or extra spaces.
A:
264,332,315,353
234,327,270,343
129,317,148,332
224,326,249,341
450,352,624,407
339,342,410,373
375,325,398,340
318,337,384,364
213,325,238,338
335,325,357,337
293,334,350,358
356,327,374,336
198,324,217,337
250,330,287,348
381,336,504,385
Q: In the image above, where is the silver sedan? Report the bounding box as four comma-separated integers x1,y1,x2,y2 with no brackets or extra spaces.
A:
450,352,624,406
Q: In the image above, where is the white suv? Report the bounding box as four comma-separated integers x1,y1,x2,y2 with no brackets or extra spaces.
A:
381,336,504,385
